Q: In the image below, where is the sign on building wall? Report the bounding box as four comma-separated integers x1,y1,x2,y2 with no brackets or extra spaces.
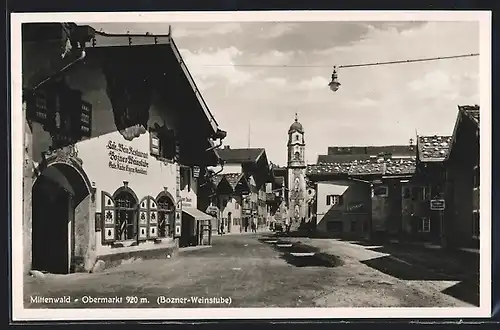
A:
174,163,182,238
107,140,149,175
181,197,194,208
430,199,446,211
346,202,367,213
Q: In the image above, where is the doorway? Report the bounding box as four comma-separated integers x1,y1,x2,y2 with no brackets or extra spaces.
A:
180,215,195,247
227,212,232,233
31,162,90,274
32,175,72,274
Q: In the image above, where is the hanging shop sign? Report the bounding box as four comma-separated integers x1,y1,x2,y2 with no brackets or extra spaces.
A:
206,206,219,217
192,166,201,178
430,199,446,211
107,140,149,175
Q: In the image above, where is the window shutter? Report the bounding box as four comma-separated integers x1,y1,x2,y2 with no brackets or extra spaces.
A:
150,130,160,157
174,208,182,237
79,100,92,139
101,191,116,244
148,196,158,239
138,198,149,241
164,129,177,160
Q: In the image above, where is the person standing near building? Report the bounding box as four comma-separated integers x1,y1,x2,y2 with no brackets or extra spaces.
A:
284,213,290,235
219,221,224,235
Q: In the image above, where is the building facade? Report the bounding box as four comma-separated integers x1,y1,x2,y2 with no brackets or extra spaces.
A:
444,105,480,251
307,149,418,240
414,135,452,245
210,147,273,233
314,180,371,236
23,23,226,274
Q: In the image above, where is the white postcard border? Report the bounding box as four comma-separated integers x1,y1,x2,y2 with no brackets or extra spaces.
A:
10,10,492,321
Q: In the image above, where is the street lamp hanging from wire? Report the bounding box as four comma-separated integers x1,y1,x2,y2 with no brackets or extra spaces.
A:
328,66,341,92
328,52,479,93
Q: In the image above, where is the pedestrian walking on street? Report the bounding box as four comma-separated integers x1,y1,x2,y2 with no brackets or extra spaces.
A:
219,222,224,235
251,221,257,233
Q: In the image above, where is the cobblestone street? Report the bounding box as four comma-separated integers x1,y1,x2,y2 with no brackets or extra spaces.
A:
24,233,478,308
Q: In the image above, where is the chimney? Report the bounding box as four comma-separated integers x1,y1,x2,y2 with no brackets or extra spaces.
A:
224,145,230,150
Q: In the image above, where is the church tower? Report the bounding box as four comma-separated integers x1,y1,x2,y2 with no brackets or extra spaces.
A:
287,114,307,223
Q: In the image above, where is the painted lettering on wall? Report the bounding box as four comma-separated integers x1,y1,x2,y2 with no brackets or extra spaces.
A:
347,202,365,212
181,197,193,208
107,140,149,175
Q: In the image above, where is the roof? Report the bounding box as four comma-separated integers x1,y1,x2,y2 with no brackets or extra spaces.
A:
92,28,219,133
288,118,304,134
417,135,452,162
274,176,285,186
327,145,415,157
317,154,372,164
446,104,480,161
348,159,386,176
307,157,417,177
224,173,246,189
212,174,224,187
216,148,265,164
212,173,249,190
459,105,480,126
307,162,352,176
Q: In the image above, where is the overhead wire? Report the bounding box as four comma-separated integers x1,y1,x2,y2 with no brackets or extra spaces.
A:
192,53,479,69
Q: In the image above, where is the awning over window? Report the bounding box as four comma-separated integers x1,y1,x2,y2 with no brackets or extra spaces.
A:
182,207,213,221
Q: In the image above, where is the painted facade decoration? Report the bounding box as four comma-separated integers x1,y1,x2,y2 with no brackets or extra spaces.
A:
22,23,225,274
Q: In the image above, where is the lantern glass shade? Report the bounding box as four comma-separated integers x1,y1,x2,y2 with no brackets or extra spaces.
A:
329,79,341,92
329,68,341,92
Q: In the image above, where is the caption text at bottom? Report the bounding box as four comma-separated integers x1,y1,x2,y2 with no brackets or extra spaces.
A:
29,295,232,306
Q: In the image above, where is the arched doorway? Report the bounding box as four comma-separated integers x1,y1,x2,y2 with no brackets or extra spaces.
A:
113,187,139,242
156,192,175,238
32,162,91,274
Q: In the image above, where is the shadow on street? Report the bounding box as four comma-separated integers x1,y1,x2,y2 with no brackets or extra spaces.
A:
259,236,343,268
266,231,480,306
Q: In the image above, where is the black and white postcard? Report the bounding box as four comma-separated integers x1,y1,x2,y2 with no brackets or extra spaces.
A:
10,10,492,321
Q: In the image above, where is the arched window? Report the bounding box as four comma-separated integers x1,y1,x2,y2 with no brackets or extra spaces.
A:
114,189,139,241
294,151,300,160
157,195,175,238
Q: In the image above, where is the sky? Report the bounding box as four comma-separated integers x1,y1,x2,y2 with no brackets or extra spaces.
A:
88,21,480,166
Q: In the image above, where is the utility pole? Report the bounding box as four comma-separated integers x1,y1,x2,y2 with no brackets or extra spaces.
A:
247,121,251,148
